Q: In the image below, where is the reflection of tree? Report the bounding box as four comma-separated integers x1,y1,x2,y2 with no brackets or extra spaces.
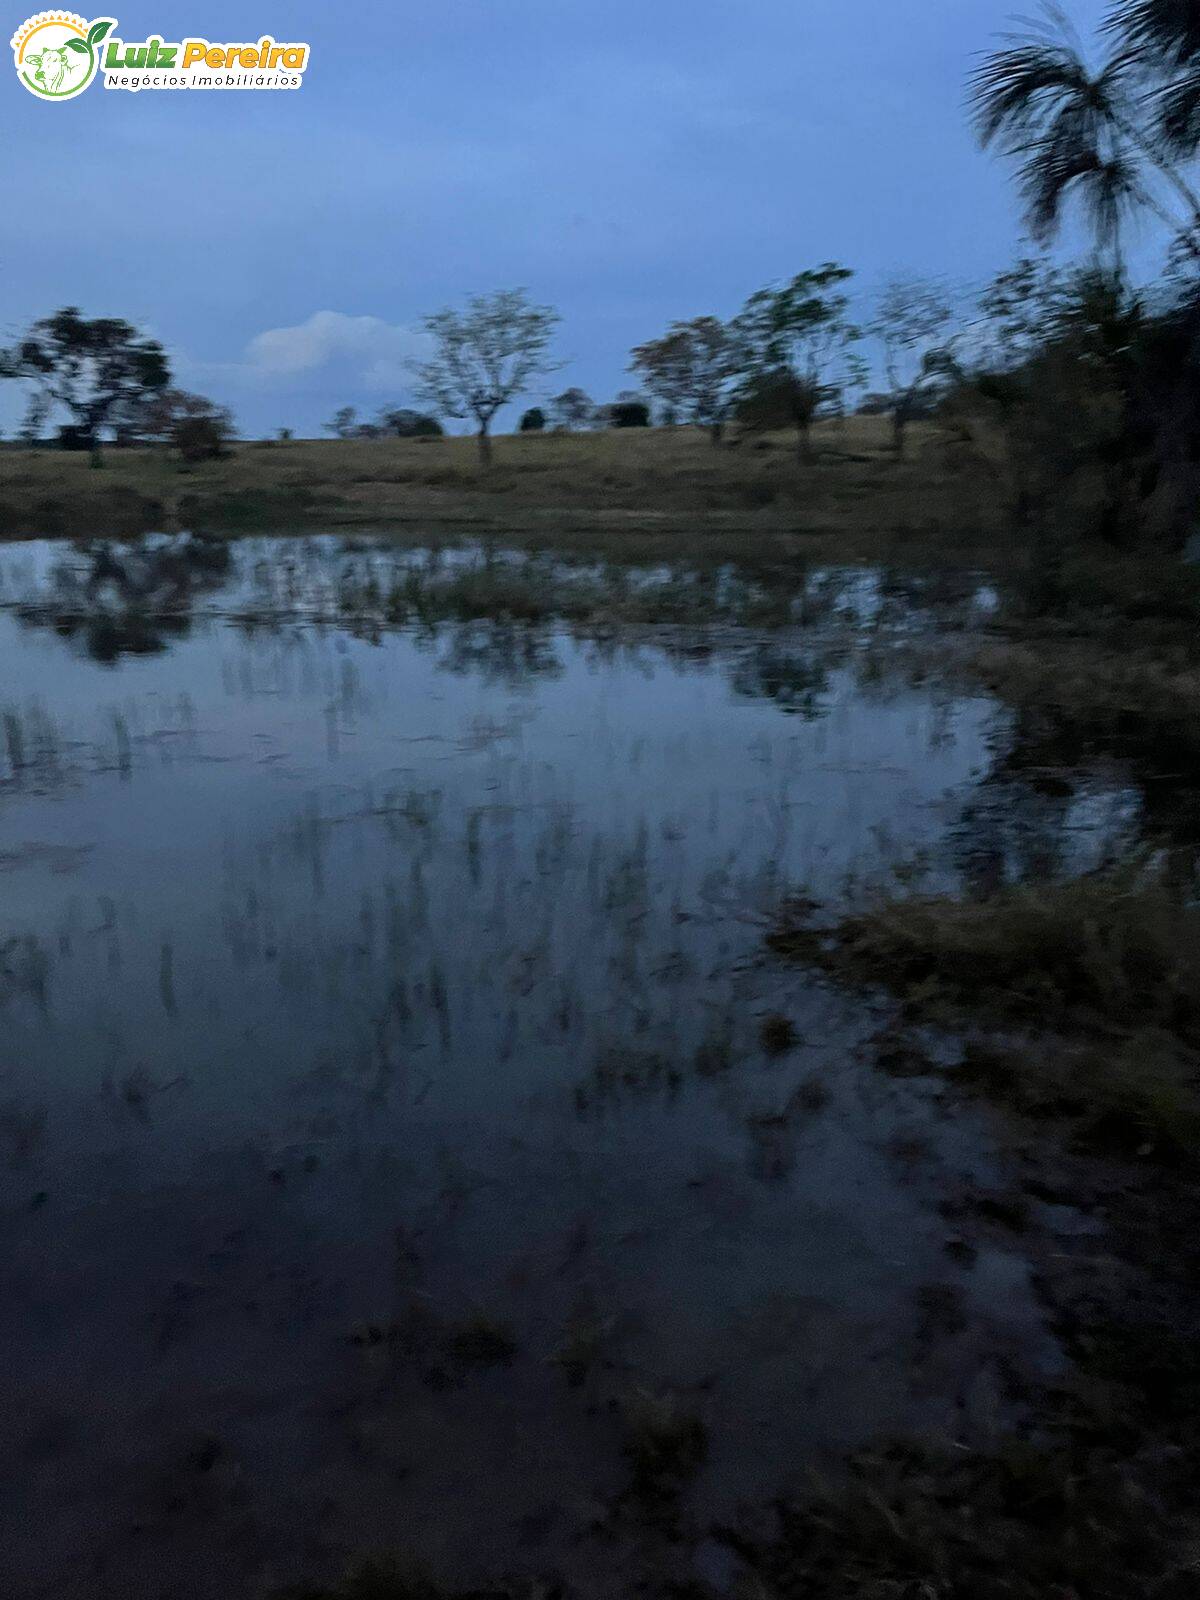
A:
953,700,1200,890
15,535,232,664
952,763,1079,894
436,620,564,687
730,645,831,718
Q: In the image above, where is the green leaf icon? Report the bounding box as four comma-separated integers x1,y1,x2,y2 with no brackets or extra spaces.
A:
66,37,89,53
87,20,113,46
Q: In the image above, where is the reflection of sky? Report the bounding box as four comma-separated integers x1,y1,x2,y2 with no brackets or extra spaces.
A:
0,596,995,1124
0,539,1140,1164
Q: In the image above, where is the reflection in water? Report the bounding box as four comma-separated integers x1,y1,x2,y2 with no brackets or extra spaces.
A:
14,534,232,663
730,644,833,718
0,533,1163,1599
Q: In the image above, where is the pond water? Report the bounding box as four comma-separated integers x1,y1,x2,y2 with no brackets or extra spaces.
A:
0,536,1122,1598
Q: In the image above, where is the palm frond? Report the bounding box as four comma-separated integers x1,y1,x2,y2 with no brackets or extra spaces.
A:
970,41,1093,148
968,5,1195,253
1157,64,1200,151
1109,2,1200,154
1018,127,1144,250
970,7,1137,155
1109,1,1200,70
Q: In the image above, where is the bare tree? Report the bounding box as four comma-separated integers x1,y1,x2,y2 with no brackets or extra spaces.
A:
410,289,562,466
629,317,744,444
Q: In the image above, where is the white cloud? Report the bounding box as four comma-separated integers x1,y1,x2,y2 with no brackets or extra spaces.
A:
243,311,427,386
179,311,429,396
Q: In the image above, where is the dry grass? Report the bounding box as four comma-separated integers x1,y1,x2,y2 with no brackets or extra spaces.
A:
726,1435,1193,1600
771,864,1200,1162
970,637,1200,768
0,419,1003,566
772,865,1200,1042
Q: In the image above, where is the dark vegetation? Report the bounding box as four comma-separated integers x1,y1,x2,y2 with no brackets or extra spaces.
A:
770,861,1200,1156
324,406,444,440
764,858,1200,1597
771,863,1200,1048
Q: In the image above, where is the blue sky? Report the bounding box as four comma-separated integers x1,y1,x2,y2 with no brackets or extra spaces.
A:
0,0,1137,436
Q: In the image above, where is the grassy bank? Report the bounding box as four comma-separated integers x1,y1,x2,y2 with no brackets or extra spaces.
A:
770,862,1200,1157
0,418,1004,565
763,863,1200,1598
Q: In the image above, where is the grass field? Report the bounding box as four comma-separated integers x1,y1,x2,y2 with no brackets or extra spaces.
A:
0,418,1006,565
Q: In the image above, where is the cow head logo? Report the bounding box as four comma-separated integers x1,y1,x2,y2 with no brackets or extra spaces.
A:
11,12,114,100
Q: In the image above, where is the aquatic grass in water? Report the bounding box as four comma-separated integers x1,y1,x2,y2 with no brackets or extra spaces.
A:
770,858,1200,1163
770,859,1200,1043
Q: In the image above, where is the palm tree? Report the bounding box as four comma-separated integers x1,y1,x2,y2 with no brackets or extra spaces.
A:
1108,1,1200,156
970,4,1200,263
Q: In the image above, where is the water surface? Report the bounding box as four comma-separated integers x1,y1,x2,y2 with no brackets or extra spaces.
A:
0,535,1104,1598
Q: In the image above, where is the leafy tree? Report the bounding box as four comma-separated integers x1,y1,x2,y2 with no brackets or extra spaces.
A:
952,261,1197,545
970,4,1200,263
599,391,652,428
4,306,169,465
870,279,958,454
735,368,825,447
410,289,562,466
174,414,230,463
118,387,233,460
325,405,358,438
519,406,547,432
629,317,744,444
609,399,651,428
735,264,863,457
550,387,594,430
975,257,1069,366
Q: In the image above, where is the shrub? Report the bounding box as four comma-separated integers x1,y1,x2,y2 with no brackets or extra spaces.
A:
376,408,443,438
174,414,228,462
608,399,651,428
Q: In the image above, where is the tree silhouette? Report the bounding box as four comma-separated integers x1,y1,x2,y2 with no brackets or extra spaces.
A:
4,307,170,464
629,317,744,444
411,289,561,466
735,265,863,457
1109,1,1200,155
870,279,957,455
550,388,594,430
